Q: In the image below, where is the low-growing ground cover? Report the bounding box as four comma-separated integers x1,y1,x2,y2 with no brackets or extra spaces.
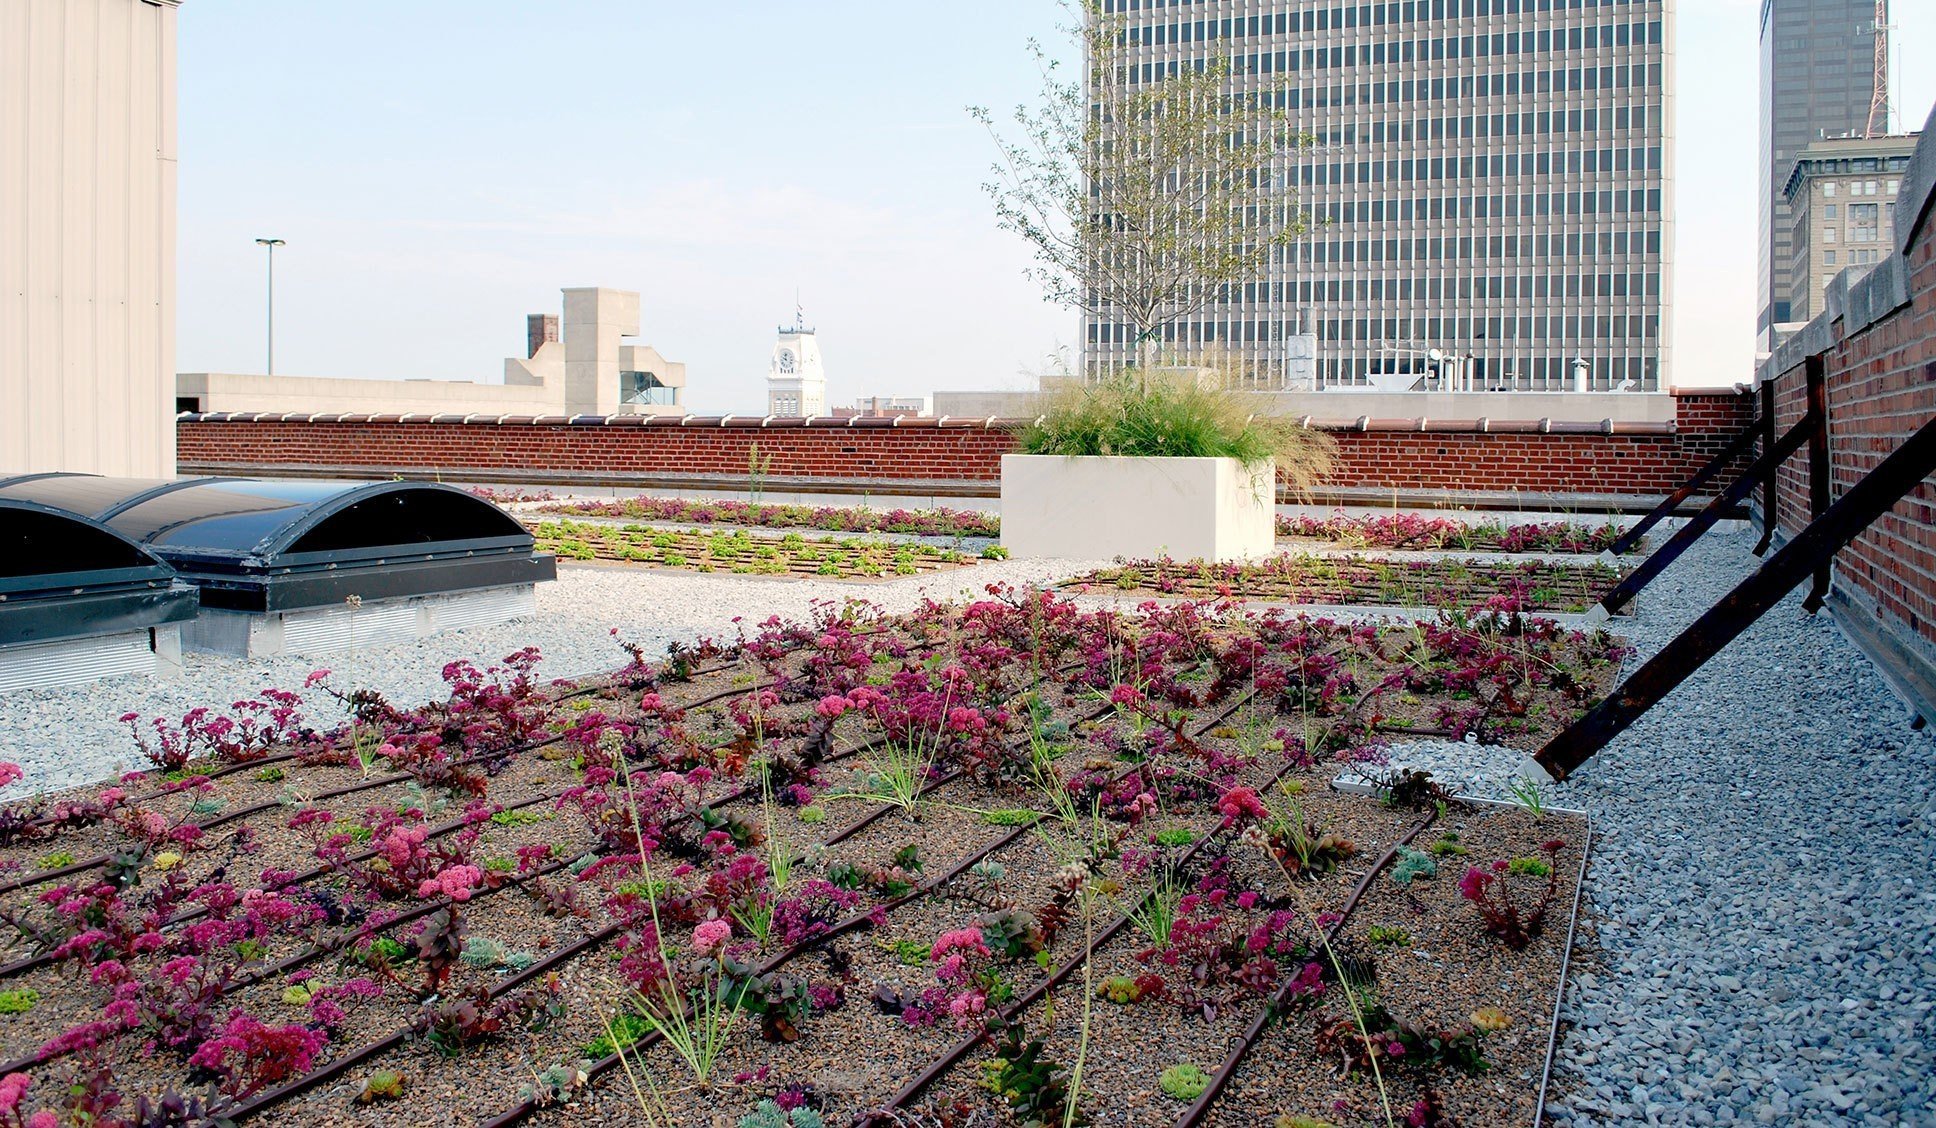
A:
1067,555,1627,615
1279,514,1630,556
532,520,994,579
534,498,1002,540
0,591,1618,1126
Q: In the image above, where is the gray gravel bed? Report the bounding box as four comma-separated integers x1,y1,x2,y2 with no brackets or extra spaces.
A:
0,555,1106,796
1375,521,1936,1126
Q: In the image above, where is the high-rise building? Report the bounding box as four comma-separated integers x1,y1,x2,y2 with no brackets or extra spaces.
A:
1757,0,1888,351
1085,0,1672,391
1779,132,1916,325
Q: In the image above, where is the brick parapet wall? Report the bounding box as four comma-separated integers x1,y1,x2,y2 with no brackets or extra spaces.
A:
176,392,1751,502
1762,193,1936,651
1754,101,1936,703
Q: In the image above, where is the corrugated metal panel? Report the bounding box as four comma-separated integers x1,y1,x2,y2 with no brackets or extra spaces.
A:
0,630,154,692
278,602,418,656
429,586,536,634
0,0,176,477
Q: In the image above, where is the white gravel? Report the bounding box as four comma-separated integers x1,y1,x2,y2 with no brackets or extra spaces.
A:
0,556,1107,795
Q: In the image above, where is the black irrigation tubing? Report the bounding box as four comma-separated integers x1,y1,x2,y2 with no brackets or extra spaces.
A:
221,674,1124,1123
1171,809,1442,1128
0,706,931,982
218,738,1003,1124
7,652,745,837
858,745,1319,1125
0,676,787,901
0,714,941,1074
477,734,1177,1128
476,811,1057,1128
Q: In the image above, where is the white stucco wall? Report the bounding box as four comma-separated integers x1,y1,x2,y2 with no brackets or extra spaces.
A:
1,0,179,475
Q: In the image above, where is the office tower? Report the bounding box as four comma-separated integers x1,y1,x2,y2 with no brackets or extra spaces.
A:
1085,0,1672,391
1779,133,1915,325
1757,0,1888,350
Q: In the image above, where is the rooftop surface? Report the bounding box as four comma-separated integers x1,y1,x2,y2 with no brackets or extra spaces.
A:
0,508,1928,1123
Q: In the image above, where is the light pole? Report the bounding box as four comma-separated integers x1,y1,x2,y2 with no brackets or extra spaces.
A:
255,238,285,374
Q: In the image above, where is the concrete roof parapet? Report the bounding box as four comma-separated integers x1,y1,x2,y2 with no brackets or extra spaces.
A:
1893,100,1936,254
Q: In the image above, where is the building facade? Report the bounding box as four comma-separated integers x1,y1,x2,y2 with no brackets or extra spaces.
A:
1086,0,1673,392
1780,133,1915,324
1,0,180,476
765,323,827,417
1757,0,1888,350
179,287,686,417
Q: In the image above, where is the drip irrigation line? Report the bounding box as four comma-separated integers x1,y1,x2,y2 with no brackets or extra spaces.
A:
1171,809,1441,1127
0,713,945,1075
218,746,1000,1123
8,653,745,837
0,676,788,901
475,811,1053,1128
220,682,1120,1123
857,748,1316,1126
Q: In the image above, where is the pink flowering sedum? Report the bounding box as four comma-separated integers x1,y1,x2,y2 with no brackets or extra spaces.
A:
0,762,22,791
417,864,482,902
693,918,732,952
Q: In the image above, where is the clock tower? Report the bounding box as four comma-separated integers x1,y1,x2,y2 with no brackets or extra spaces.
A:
765,309,825,417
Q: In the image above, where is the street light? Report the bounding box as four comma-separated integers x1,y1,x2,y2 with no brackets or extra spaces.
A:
254,238,285,375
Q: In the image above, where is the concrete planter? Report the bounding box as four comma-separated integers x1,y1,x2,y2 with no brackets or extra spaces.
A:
1000,454,1276,562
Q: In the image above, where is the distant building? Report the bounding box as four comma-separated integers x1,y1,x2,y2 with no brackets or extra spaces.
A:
1758,0,1890,350
1,0,181,476
832,395,932,419
178,287,686,417
1085,0,1672,391
1781,133,1917,324
765,320,826,417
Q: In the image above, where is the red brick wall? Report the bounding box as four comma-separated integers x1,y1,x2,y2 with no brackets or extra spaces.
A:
178,419,1016,483
1764,203,1936,649
176,394,1753,499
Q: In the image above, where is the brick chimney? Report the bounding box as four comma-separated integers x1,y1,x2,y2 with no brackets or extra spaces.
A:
526,313,559,358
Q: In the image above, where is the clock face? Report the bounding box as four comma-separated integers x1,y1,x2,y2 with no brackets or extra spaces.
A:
778,349,796,374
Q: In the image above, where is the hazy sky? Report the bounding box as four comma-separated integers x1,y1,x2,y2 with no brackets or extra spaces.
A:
175,1,1934,411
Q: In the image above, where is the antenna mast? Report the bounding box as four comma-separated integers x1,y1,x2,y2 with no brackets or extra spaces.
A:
1864,0,1890,138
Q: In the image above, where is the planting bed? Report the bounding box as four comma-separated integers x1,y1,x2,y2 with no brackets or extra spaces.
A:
531,519,988,579
1278,514,1630,556
533,498,1002,540
1065,555,1627,615
0,591,1618,1127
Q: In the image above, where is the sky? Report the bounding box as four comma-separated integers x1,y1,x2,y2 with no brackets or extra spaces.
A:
175,1,1935,411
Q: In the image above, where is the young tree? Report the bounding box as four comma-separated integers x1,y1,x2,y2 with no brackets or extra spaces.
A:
972,3,1310,378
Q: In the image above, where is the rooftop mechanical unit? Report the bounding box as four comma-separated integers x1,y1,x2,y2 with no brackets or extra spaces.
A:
0,475,556,658
0,497,199,691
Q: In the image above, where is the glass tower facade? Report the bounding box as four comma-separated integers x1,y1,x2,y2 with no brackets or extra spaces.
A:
1085,0,1672,391
1756,0,1886,352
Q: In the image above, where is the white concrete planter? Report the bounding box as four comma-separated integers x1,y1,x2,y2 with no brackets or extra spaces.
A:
1000,454,1276,562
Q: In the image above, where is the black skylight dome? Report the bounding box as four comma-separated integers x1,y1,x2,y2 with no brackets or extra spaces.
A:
0,498,199,648
0,476,554,613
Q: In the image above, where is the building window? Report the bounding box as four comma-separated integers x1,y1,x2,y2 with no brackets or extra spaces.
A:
619,371,677,406
1824,204,1838,218
1850,203,1880,243
1822,228,1836,242
1822,182,1836,197
1824,251,1836,265
1886,179,1899,195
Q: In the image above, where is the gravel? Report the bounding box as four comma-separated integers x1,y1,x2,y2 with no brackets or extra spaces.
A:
6,519,1934,1124
0,555,1107,796
1365,520,1936,1127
